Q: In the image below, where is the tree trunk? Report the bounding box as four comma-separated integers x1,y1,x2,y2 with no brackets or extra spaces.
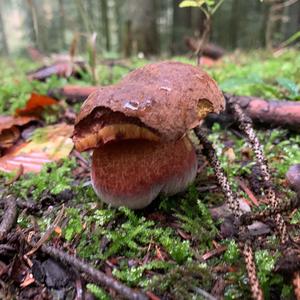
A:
171,0,193,54
0,0,9,56
26,0,49,53
58,0,66,49
123,0,159,56
229,0,241,49
100,0,110,51
114,0,123,53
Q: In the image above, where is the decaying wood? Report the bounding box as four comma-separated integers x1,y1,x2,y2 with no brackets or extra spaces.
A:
208,93,300,131
48,86,300,130
184,38,225,59
48,85,98,102
0,195,17,241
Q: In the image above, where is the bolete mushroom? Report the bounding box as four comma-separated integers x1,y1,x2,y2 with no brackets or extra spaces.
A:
73,61,224,209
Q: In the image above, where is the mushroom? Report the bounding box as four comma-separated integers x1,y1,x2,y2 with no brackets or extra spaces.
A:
73,61,224,209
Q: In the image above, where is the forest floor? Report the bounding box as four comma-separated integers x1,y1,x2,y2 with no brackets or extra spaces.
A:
0,49,299,299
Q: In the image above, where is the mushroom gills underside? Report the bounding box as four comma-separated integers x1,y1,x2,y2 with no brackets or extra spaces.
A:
74,122,160,152
91,136,198,209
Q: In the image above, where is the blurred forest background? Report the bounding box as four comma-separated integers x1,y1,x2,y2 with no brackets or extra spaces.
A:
0,0,300,58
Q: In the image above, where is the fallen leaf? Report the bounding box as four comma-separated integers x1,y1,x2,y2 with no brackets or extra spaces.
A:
224,147,236,163
15,93,58,117
0,123,74,173
20,273,35,288
0,116,37,149
0,126,20,149
0,116,37,132
27,61,86,81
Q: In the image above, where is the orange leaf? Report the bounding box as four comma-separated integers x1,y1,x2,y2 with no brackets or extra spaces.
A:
15,93,58,117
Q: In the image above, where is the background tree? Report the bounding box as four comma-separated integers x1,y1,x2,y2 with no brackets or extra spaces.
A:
122,0,159,56
1,0,300,56
0,0,9,56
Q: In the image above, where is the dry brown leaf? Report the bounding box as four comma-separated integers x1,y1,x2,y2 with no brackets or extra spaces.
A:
0,123,74,173
0,116,37,149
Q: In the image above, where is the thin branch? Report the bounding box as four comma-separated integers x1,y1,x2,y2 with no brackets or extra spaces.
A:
30,243,148,300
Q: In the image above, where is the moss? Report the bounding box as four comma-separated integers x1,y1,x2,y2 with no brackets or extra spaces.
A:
223,240,240,264
86,284,110,300
10,158,76,201
149,262,212,299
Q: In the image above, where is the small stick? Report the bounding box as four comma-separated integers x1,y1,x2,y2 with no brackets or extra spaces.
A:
0,195,17,241
25,205,65,256
32,243,148,300
237,178,259,206
201,245,227,261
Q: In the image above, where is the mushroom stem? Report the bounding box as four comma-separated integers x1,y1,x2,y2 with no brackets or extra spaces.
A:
91,136,198,209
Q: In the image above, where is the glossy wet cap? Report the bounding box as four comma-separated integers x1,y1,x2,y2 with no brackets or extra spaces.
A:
73,61,225,152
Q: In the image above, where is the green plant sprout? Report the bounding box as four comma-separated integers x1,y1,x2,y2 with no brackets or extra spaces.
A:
179,0,225,64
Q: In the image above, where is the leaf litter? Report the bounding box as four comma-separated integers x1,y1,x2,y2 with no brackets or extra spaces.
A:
0,51,299,299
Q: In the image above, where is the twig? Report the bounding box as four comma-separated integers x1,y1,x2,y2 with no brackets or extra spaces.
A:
236,178,259,206
15,199,40,214
0,195,17,241
192,287,217,300
201,245,227,261
29,242,148,300
25,205,65,256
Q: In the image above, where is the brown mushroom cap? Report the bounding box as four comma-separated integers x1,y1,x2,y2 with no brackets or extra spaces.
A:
73,61,224,152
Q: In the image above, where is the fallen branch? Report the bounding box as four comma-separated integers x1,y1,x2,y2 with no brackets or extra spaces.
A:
208,93,300,131
0,195,17,241
184,38,225,59
48,85,98,103
30,243,148,300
